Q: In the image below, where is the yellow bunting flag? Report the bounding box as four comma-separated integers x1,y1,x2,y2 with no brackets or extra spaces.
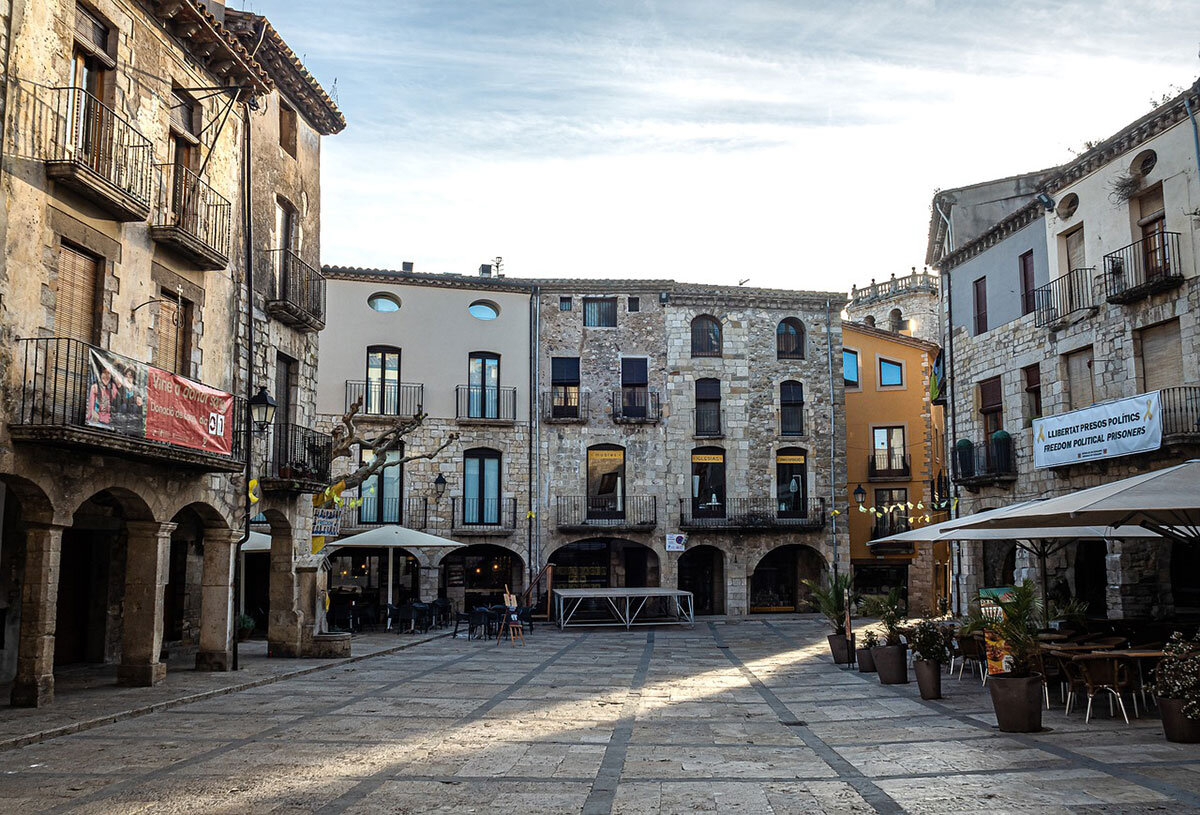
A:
248,479,260,504
312,535,325,555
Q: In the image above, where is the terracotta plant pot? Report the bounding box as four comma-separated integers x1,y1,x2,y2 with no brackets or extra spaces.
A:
988,672,1043,733
856,648,877,673
827,633,856,665
872,644,908,684
237,627,254,642
914,658,942,700
1159,697,1200,743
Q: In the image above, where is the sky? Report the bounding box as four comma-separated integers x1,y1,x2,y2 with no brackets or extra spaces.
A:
234,1,1200,292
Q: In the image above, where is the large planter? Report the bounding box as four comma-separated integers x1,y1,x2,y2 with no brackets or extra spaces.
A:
988,672,1043,733
237,626,254,642
827,633,856,665
914,658,942,700
856,648,877,673
872,644,908,684
1160,697,1200,743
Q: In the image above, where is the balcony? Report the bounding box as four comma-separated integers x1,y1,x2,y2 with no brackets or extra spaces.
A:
11,337,244,471
611,389,661,423
45,87,152,221
850,271,938,306
678,497,826,530
345,380,424,417
150,163,231,270
1160,386,1200,443
870,516,914,556
952,436,1017,490
694,405,723,437
451,497,518,536
455,386,517,424
340,497,430,533
1034,267,1095,329
554,496,657,532
1103,232,1184,304
867,450,911,481
266,249,326,332
541,390,589,423
261,423,331,493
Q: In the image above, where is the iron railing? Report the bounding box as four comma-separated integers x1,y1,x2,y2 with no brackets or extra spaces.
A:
554,495,657,528
345,496,429,529
929,471,951,509
153,163,232,260
1034,267,1094,327
953,437,1017,482
694,405,722,436
267,423,332,485
611,389,661,422
266,248,326,329
13,337,245,462
1103,232,1184,303
540,390,589,421
1161,386,1200,438
49,86,153,208
345,380,424,417
455,385,517,421
867,450,910,480
452,496,517,530
678,497,825,529
871,516,911,540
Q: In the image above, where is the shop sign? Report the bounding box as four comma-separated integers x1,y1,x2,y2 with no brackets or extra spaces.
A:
691,453,723,463
665,533,687,552
777,455,805,464
313,508,342,537
588,449,625,460
1032,391,1161,469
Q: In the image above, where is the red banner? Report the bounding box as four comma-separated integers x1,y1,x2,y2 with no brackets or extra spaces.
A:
145,367,234,454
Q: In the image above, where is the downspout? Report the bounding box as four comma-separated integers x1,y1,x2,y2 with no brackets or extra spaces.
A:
234,98,255,671
527,285,539,589
826,298,838,580
934,198,961,614
1185,92,1200,174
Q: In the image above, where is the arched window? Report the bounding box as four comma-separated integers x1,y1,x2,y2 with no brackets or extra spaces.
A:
691,446,726,519
780,381,804,436
691,314,722,357
587,444,626,519
776,447,808,518
365,346,401,414
463,447,502,524
695,378,722,436
889,308,904,333
776,318,805,359
863,315,876,328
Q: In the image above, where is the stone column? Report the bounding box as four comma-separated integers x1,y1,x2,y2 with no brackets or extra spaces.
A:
11,523,64,708
268,529,302,657
418,565,440,603
195,529,239,671
118,520,176,686
296,563,318,657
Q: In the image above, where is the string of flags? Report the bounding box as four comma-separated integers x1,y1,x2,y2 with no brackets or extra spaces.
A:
855,496,958,524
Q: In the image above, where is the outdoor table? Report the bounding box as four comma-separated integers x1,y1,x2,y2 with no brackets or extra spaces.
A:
1037,632,1070,641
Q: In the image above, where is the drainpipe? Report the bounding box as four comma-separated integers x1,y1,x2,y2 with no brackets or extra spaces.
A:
826,298,838,580
934,198,962,614
1184,92,1200,174
527,285,539,590
234,99,255,671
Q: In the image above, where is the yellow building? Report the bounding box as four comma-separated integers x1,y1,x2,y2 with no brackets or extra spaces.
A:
842,321,950,615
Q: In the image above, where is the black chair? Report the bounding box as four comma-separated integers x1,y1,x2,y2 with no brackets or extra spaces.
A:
452,610,472,638
396,603,415,634
411,602,433,633
382,604,403,632
516,605,533,635
433,598,453,627
468,608,490,640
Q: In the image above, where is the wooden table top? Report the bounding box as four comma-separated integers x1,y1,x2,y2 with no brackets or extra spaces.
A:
1042,643,1115,652
1101,649,1165,659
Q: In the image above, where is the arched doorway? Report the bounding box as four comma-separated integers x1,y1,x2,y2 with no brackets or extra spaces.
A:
549,538,660,589
439,544,525,609
982,540,1016,588
1171,540,1200,614
678,545,724,615
1,476,58,705
1074,540,1108,618
164,507,204,650
750,544,825,613
325,544,421,629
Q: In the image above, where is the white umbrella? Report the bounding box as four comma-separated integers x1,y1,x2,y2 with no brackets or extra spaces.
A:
326,525,464,550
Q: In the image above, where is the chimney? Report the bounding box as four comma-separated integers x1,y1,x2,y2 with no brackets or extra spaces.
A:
478,264,492,278
401,261,414,273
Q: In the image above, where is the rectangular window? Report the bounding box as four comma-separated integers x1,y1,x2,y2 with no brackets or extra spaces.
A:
360,449,403,524
550,356,580,419
695,378,721,436
621,357,649,419
1138,187,1169,281
973,277,988,335
979,376,1003,451
1023,364,1042,419
279,101,298,158
587,447,625,519
559,296,572,311
872,426,906,473
878,358,904,388
153,289,191,375
843,349,860,387
691,449,726,518
464,451,501,524
628,296,640,312
54,243,100,343
780,381,804,436
275,352,297,424
366,347,401,415
776,451,808,517
1019,250,1036,316
1138,319,1182,394
583,297,617,327
1065,347,1095,411
1065,227,1086,271
874,488,909,538
468,353,501,419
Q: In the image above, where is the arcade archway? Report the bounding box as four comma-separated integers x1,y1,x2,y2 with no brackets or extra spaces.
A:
749,544,825,613
548,538,660,589
439,543,526,609
678,545,724,615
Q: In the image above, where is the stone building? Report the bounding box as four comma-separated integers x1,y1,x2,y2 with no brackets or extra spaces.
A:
844,268,941,345
929,81,1200,619
0,0,342,707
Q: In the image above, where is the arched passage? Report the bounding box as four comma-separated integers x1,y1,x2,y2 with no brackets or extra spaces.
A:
548,538,660,590
167,501,235,672
1171,540,1200,614
324,543,422,629
982,540,1017,589
678,545,724,615
1,476,58,706
439,543,526,609
749,544,825,613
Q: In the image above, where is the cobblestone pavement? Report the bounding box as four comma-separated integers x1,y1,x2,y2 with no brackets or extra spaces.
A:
0,618,1198,814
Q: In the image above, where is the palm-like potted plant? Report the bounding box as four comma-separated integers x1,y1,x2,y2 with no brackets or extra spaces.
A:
1155,631,1200,743
986,580,1043,733
236,613,256,642
864,588,907,684
910,620,951,700
802,573,858,664
857,629,879,673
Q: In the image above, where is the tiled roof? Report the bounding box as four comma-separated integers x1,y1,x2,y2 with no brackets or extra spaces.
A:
148,1,272,94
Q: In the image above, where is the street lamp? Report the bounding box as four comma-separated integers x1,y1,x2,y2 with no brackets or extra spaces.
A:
853,484,866,506
249,387,277,432
433,473,447,501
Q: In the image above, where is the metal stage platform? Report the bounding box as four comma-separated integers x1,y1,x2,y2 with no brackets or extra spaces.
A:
552,587,695,630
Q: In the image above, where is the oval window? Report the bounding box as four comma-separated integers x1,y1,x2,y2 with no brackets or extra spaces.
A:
1056,193,1079,220
469,300,500,320
367,293,401,312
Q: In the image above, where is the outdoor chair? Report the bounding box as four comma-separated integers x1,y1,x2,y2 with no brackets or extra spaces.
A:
452,610,471,638
1075,654,1138,724
516,605,533,635
433,598,453,627
1029,651,1052,709
1054,651,1088,714
411,602,433,633
382,603,400,632
468,608,491,639
957,633,986,683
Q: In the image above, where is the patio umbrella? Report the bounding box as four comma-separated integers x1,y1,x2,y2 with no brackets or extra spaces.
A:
327,525,465,550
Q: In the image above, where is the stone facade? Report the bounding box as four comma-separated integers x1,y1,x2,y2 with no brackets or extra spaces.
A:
845,270,942,346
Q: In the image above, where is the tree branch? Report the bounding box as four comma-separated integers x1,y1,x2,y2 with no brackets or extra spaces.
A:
325,401,457,494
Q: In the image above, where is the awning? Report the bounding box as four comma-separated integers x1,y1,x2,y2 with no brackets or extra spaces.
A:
241,531,273,552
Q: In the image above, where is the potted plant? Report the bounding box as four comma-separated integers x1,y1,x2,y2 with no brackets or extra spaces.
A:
986,580,1043,733
864,588,907,684
1155,631,1200,743
236,613,256,642
910,620,951,700
802,573,858,664
857,629,879,673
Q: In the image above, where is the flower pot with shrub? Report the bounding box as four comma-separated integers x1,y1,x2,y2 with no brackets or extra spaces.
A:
864,589,908,684
1155,631,1200,743
910,620,951,700
857,629,879,673
803,573,858,664
237,613,256,642
985,580,1044,733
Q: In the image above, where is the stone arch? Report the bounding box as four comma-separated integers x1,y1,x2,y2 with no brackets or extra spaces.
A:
0,473,58,526
70,485,157,525
776,317,805,359
162,497,235,532
889,307,904,332
748,543,827,614
438,542,527,608
432,536,526,567
690,314,723,357
547,536,661,589
678,544,725,615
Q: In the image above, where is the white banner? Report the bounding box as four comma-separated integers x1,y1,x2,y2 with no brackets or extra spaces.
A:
313,507,342,537
1032,391,1162,469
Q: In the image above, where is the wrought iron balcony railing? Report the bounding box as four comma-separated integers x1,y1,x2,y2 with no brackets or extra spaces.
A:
611,389,661,422
12,337,245,470
1034,267,1094,328
345,380,424,417
1162,386,1200,439
1103,232,1184,304
694,405,723,437
554,496,657,529
452,496,518,533
151,163,232,269
342,496,429,530
678,497,826,530
952,436,1017,485
265,423,332,491
541,390,589,422
266,249,326,331
46,87,153,220
871,515,911,540
867,450,911,480
455,385,517,422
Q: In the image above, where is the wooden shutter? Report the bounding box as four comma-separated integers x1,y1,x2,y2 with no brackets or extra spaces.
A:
153,291,188,374
1065,228,1086,271
54,245,98,343
1138,187,1164,223
1066,347,1094,410
1140,320,1182,394
978,377,1002,413
973,277,987,334
621,357,647,386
